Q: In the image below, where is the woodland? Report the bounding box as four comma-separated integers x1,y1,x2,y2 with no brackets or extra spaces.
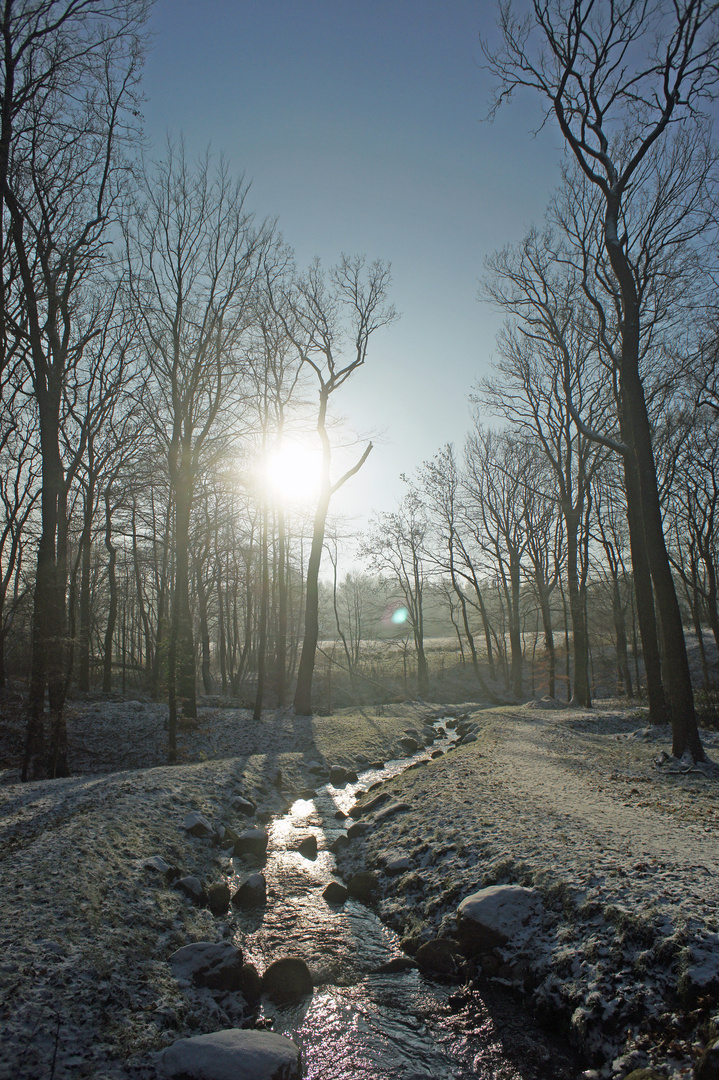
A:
2,0,719,784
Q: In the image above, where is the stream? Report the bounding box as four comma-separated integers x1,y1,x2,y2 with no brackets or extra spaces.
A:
229,720,532,1079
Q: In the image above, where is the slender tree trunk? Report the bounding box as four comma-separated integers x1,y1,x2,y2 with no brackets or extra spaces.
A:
102,490,118,695
253,503,269,720
565,510,590,707
274,504,288,704
77,477,95,693
294,490,330,715
196,561,212,695
171,477,197,721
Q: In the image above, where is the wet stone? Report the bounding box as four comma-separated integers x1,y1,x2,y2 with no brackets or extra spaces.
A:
322,881,349,904
232,872,267,908
233,827,269,858
297,835,318,859
207,881,231,915
373,956,417,974
347,871,379,902
261,956,314,1004
415,938,462,977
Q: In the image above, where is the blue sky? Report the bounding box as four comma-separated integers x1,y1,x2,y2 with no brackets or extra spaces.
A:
140,0,565,532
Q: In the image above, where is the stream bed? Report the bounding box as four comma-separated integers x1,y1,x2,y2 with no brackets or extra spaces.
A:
228,720,548,1079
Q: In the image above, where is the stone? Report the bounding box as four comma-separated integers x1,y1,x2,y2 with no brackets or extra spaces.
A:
182,811,215,838
329,765,350,786
232,872,267,908
207,882,231,915
334,809,347,820
260,957,314,1004
431,749,444,758
233,827,269,858
696,1038,719,1080
457,885,544,953
623,1072,663,1080
374,801,411,824
415,938,462,977
355,753,370,764
347,821,370,839
240,961,262,1002
458,732,477,745
382,853,414,876
256,810,272,824
156,1028,301,1080
218,825,242,849
399,736,419,752
173,876,207,905
347,871,379,902
168,941,244,991
323,881,349,904
329,835,349,854
144,855,171,874
374,956,417,974
297,835,318,859
232,795,256,816
348,791,390,819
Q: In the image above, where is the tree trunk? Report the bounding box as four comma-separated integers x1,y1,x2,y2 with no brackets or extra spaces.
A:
605,193,702,759
102,490,117,695
294,490,330,715
171,477,197,722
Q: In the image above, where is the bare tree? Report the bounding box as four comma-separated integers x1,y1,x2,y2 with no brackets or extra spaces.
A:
268,254,397,715
484,0,719,756
126,142,268,759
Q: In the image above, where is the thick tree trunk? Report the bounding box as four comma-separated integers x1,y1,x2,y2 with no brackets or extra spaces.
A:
605,194,702,759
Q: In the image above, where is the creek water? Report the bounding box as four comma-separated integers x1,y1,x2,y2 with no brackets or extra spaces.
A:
230,721,528,1079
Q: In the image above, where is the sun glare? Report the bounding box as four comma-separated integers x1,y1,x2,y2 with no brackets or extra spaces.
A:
263,439,322,505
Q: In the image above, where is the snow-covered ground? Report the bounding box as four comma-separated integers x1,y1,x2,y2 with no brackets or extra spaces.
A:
0,694,718,1078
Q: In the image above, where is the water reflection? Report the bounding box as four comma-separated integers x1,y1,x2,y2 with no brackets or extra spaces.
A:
233,721,523,1078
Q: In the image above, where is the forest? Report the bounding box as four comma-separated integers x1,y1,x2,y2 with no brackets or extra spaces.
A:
2,0,719,784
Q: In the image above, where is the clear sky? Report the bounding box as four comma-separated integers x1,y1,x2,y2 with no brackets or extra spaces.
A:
140,0,565,537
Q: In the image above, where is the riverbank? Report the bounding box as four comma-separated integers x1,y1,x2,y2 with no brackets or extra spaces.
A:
0,695,718,1078
335,700,719,1079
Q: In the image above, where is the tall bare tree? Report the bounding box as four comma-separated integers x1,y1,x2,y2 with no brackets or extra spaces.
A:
268,254,397,716
126,142,268,759
485,0,719,757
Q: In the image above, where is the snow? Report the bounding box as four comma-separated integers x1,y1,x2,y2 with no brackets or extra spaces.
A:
0,695,718,1078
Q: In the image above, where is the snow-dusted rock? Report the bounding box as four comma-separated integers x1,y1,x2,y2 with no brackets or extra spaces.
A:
168,941,244,990
156,1028,301,1079
260,957,314,1004
379,850,414,875
374,800,411,823
183,811,215,838
232,872,267,908
456,884,544,951
144,854,171,873
232,826,269,857
174,875,207,905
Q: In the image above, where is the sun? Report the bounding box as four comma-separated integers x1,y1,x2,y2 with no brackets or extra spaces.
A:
263,438,322,505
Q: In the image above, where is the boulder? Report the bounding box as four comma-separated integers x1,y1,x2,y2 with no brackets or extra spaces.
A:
232,795,256,816
182,811,215,838
232,872,267,909
415,938,462,977
322,881,349,904
297,835,318,859
329,765,350,786
233,827,269,858
156,1028,301,1080
457,885,544,953
173,876,207,905
260,957,314,1004
329,835,349,854
458,732,477,746
399,736,419,753
347,871,379,902
207,882,231,915
144,855,172,874
168,941,244,991
239,961,262,1002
